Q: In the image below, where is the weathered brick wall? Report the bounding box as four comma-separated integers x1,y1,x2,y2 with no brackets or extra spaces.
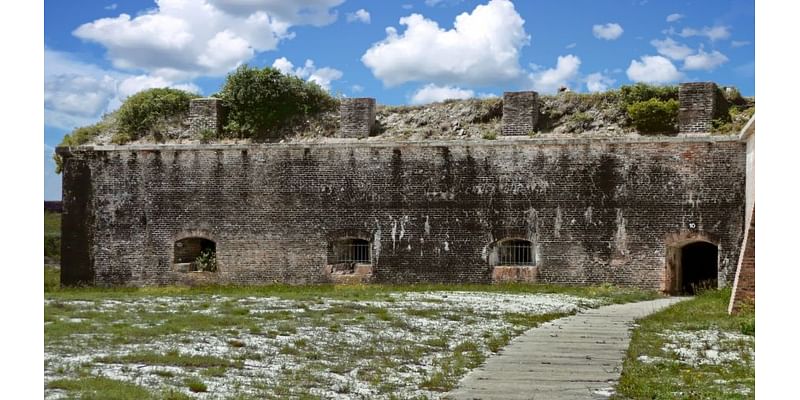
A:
59,137,746,289
729,208,755,313
679,82,726,133
502,91,539,136
189,98,224,136
339,98,375,138
59,153,94,285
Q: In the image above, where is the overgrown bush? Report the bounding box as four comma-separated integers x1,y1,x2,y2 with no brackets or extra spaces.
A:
193,249,217,272
59,123,103,147
55,122,107,173
116,88,199,141
218,65,339,139
45,234,60,259
619,83,678,106
626,98,679,134
712,105,755,135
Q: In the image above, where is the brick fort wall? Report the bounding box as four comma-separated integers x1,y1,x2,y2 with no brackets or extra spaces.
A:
59,137,746,289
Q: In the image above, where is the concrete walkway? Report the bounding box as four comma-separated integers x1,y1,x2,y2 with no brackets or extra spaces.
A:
446,297,687,400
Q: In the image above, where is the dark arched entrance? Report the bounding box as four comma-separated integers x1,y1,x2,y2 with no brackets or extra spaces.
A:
680,241,718,294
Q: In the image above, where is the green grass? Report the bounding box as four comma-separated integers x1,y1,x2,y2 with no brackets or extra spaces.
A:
47,376,155,400
97,350,244,369
45,211,61,260
46,272,661,303
615,289,755,399
45,211,61,236
421,340,490,391
45,267,665,399
45,266,60,291
184,377,208,393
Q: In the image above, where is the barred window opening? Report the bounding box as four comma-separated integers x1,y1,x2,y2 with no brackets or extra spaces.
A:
497,239,534,266
333,238,371,263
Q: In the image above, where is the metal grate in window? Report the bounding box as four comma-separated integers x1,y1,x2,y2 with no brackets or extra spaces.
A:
498,240,534,265
336,239,371,263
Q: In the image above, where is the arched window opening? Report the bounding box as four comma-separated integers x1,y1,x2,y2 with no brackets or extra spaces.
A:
496,239,534,266
331,238,371,264
174,237,217,272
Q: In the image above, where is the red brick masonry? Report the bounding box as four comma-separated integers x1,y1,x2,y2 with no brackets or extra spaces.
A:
729,207,755,314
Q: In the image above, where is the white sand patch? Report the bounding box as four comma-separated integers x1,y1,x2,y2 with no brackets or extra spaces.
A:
46,291,598,399
659,328,754,366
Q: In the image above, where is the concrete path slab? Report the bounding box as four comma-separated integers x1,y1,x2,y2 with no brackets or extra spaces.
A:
445,297,687,400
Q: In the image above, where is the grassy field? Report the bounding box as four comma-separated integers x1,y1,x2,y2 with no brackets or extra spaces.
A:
44,266,660,399
44,211,61,261
615,289,755,399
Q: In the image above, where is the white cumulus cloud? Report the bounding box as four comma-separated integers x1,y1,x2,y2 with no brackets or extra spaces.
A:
584,72,615,92
73,0,344,80
346,9,370,23
45,49,199,131
666,13,684,22
651,37,693,60
271,57,342,90
207,0,344,26
410,84,475,104
683,49,729,71
361,0,529,87
626,55,683,84
592,23,623,40
527,55,581,93
117,75,200,99
678,25,731,42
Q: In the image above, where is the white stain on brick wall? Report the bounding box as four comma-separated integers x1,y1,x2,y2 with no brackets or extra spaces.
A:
373,219,382,261
554,206,563,238
390,217,397,251
615,208,628,255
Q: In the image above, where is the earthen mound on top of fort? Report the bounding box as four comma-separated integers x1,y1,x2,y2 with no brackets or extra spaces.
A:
59,83,754,148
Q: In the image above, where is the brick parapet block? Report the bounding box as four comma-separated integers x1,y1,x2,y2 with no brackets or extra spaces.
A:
502,91,539,136
339,98,376,138
189,98,224,137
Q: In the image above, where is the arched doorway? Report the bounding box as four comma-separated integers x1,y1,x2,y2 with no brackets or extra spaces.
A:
665,237,719,295
680,241,718,294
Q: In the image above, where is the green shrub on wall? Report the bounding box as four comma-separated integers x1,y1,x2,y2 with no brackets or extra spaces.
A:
218,65,339,139
626,98,679,134
55,123,106,173
116,88,199,140
619,83,678,106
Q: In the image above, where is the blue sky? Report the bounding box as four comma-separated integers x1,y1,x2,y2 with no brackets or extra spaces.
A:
44,0,754,200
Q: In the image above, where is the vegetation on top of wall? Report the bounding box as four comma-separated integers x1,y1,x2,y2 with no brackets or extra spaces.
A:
618,83,679,106
626,98,680,134
712,105,755,135
50,81,753,174
116,88,200,142
54,118,114,173
218,65,339,140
